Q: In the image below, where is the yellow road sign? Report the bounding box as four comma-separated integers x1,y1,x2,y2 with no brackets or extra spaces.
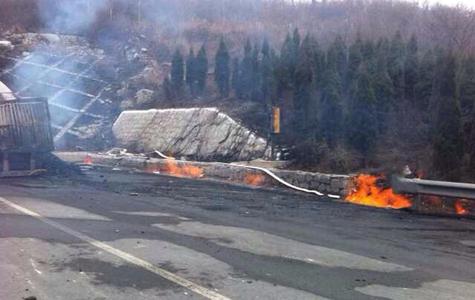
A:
272,107,280,134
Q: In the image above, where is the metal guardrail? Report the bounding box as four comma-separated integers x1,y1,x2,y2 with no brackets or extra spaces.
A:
392,176,475,200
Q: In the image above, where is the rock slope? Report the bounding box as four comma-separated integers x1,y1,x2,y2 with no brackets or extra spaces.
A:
113,107,270,161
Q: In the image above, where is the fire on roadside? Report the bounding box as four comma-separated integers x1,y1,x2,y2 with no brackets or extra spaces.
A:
164,158,204,178
144,159,203,178
83,155,93,165
454,199,469,215
244,173,266,186
345,174,412,209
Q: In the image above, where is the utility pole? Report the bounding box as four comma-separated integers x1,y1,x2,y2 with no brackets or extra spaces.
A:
109,0,114,21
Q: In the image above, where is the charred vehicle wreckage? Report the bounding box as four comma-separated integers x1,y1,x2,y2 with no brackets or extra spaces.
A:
0,81,53,177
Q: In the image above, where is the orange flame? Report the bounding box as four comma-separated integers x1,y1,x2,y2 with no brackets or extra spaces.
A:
83,155,93,165
346,174,412,209
454,199,469,215
163,159,204,178
244,173,266,186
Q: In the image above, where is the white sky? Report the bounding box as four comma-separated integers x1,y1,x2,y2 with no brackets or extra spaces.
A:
295,0,475,9
418,0,475,8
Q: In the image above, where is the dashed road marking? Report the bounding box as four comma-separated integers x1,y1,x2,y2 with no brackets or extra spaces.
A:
0,197,231,300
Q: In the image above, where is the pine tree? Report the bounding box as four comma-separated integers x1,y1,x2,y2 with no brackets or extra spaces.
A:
292,28,301,56
278,33,298,90
362,40,377,76
404,34,419,101
320,64,343,147
195,45,208,94
231,57,240,96
171,49,184,92
215,38,231,97
459,56,475,114
348,35,363,90
251,45,262,101
186,48,196,94
388,31,406,100
328,35,347,81
260,39,274,103
312,39,325,90
373,50,394,132
347,67,379,159
432,53,464,180
414,50,435,109
293,35,315,136
239,39,253,100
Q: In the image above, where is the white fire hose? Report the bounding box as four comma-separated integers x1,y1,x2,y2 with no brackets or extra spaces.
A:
146,149,341,199
233,164,341,199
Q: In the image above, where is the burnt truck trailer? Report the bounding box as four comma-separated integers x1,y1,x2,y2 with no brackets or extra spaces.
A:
0,82,54,177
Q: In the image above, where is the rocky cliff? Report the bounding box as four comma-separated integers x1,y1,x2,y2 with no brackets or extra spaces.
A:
112,107,270,161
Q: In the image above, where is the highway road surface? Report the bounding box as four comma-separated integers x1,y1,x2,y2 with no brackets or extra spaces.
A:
1,167,475,300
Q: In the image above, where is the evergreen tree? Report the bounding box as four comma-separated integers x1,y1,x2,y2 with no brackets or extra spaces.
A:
293,35,315,135
459,57,475,114
414,50,435,109
312,39,325,90
231,57,240,95
432,53,464,180
347,67,379,160
251,44,262,101
215,38,231,97
362,40,377,76
404,34,419,101
373,50,394,132
348,35,363,90
195,45,208,94
320,64,343,147
186,48,196,94
329,35,347,81
171,49,184,92
239,39,254,100
292,28,301,56
260,39,274,103
388,31,406,99
278,32,299,91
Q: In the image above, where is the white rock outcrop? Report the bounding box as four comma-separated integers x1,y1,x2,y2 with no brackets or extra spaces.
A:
112,107,270,161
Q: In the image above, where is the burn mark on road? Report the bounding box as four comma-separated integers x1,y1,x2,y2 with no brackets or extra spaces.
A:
52,257,180,291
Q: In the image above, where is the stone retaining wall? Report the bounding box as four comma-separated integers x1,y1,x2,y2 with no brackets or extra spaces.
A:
55,152,350,197
54,152,474,218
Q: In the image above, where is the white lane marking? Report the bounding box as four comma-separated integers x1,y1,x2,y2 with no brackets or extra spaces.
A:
113,211,190,220
356,279,475,300
155,221,412,272
29,258,43,275
0,197,231,300
460,240,475,247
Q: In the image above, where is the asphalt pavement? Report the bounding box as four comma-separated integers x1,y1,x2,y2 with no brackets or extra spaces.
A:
1,167,475,300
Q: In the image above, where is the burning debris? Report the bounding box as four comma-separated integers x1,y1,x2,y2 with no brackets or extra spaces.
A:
244,173,266,186
83,154,93,165
418,195,473,216
346,174,413,209
144,159,204,178
163,159,204,178
454,199,469,216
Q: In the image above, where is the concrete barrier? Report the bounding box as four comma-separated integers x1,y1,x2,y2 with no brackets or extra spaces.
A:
54,152,474,217
55,152,350,197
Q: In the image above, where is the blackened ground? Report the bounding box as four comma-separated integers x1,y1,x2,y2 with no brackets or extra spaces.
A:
0,167,475,300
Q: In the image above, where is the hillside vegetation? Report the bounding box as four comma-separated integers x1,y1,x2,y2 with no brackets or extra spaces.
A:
2,0,475,180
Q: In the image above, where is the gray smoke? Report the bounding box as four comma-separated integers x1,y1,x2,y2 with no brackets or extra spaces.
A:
38,0,109,33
